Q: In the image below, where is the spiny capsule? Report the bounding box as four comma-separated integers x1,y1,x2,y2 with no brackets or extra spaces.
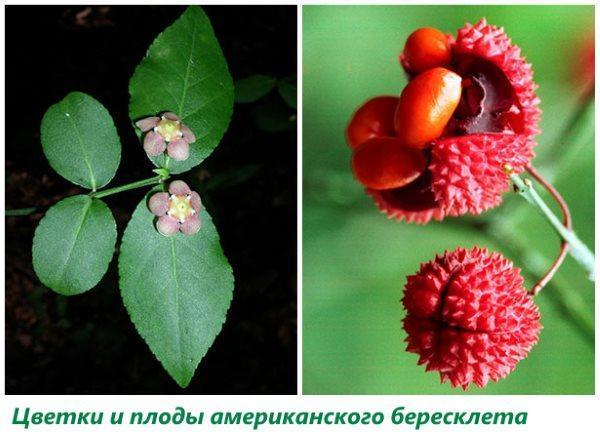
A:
394,67,462,149
402,247,541,389
351,137,427,190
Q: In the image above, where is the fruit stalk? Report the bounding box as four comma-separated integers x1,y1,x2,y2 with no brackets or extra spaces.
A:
506,165,595,283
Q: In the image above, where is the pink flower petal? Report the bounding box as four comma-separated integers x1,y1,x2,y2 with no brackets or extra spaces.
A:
190,191,202,212
169,180,191,196
156,216,179,236
148,192,169,216
143,131,166,156
167,139,190,161
162,112,181,121
181,124,196,143
135,116,159,132
180,215,201,236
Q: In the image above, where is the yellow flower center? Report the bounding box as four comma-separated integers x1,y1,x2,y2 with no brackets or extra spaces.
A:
168,195,194,223
155,118,183,142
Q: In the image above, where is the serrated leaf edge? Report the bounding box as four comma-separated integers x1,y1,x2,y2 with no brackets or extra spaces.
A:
31,195,118,296
117,192,234,388
40,91,122,190
128,5,234,175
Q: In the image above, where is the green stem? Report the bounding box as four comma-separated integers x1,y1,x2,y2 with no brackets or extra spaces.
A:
508,170,595,281
5,207,37,216
91,176,162,199
7,174,169,216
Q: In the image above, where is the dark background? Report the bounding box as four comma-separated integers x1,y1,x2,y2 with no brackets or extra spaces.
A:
5,5,297,394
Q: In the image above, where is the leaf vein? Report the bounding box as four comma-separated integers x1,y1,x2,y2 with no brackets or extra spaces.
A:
177,17,198,117
169,237,186,375
60,100,97,190
141,68,181,107
55,197,93,287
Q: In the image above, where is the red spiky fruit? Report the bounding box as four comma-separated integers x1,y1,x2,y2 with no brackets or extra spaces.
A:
425,19,541,216
452,18,541,139
402,247,541,389
365,19,541,222
430,133,534,215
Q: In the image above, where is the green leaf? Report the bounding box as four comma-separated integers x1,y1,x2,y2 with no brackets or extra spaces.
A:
277,77,297,109
119,192,234,387
32,195,117,296
234,74,276,103
40,92,121,190
129,6,234,175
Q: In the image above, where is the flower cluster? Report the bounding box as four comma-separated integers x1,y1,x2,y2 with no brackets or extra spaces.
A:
148,180,202,236
347,19,540,223
402,247,541,389
136,112,197,162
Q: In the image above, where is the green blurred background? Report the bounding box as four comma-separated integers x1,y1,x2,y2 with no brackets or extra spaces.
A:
303,5,594,394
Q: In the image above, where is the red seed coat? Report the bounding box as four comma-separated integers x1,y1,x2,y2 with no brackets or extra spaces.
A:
346,96,399,150
352,137,427,190
401,27,452,74
394,67,462,149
